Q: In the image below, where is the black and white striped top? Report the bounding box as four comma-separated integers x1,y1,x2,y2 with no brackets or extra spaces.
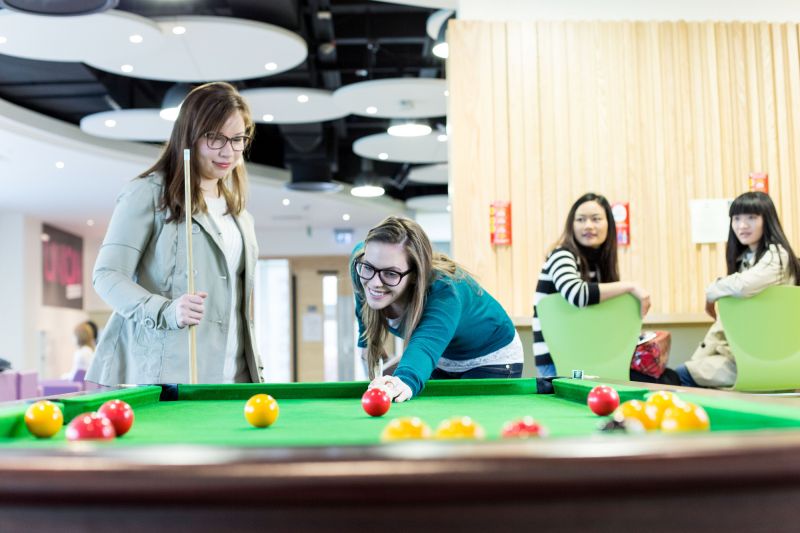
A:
532,247,601,369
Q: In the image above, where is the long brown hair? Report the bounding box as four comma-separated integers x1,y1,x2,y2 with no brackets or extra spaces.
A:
553,193,620,282
353,216,466,378
140,82,255,222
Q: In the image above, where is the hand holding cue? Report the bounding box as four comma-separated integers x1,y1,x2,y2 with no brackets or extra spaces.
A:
184,148,198,384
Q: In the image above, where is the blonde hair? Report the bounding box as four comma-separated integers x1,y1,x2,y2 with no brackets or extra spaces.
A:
140,82,255,222
353,216,467,378
74,323,95,350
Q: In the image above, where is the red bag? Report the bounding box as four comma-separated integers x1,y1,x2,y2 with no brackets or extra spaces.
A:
631,331,671,378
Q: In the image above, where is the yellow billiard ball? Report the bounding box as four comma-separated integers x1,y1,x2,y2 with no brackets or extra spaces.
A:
434,416,485,440
612,400,659,431
244,394,280,428
660,402,710,433
24,400,63,438
381,417,432,442
645,391,682,426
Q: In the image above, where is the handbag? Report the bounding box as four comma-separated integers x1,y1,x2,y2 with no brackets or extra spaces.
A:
631,330,671,378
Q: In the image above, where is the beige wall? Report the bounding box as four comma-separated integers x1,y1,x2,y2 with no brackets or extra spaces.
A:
449,20,800,320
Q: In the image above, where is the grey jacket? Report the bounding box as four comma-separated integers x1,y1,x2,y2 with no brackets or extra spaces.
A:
86,173,264,385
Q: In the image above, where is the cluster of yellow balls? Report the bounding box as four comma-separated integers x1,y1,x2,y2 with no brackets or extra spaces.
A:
613,391,710,432
380,415,486,442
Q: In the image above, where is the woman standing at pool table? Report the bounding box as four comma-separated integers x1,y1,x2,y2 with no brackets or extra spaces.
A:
352,216,523,402
87,82,264,386
675,191,800,388
532,193,668,382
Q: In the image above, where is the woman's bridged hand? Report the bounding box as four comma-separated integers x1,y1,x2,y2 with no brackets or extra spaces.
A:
368,375,413,403
175,291,208,328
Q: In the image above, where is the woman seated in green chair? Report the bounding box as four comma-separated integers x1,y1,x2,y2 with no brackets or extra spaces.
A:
532,193,677,383
676,192,800,388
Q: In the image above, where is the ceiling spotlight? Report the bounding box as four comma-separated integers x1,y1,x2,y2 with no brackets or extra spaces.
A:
104,119,117,128
265,62,278,71
282,198,290,206
444,89,450,96
351,184,385,198
120,64,134,73
0,36,7,45
160,82,191,122
297,94,309,103
342,213,351,221
351,159,386,198
387,120,432,138
378,153,389,161
172,26,186,35
86,219,95,227
437,134,448,142
433,42,449,59
55,161,65,169
262,114,274,122
446,205,452,212
129,34,143,44
365,106,378,115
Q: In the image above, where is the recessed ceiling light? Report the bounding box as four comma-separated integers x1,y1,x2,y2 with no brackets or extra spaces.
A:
262,114,274,122
444,89,450,97
40,233,50,242
264,62,278,71
129,34,143,44
104,119,117,128
342,213,351,221
55,161,65,169
0,37,7,45
446,205,452,212
282,198,290,206
297,94,309,103
120,64,134,73
437,134,448,142
351,185,385,198
86,219,95,227
365,106,378,115
172,26,186,35
378,153,389,160
387,121,432,138
433,42,449,59
160,107,180,121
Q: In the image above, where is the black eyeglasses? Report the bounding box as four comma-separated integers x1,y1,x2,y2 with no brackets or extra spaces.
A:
204,132,251,152
355,261,413,287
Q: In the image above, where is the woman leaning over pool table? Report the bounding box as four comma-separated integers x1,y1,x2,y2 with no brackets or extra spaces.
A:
351,215,523,402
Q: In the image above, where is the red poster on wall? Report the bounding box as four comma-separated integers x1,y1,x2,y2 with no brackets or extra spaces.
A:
41,224,83,309
611,202,630,247
490,201,512,246
749,172,768,194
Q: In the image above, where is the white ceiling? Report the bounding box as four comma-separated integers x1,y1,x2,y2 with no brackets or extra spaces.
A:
0,97,403,243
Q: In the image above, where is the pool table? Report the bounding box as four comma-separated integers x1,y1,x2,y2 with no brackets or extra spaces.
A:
3,378,800,532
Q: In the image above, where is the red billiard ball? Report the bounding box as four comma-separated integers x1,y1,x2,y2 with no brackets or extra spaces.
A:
501,417,548,438
98,399,135,437
66,412,116,441
587,385,620,416
362,388,391,417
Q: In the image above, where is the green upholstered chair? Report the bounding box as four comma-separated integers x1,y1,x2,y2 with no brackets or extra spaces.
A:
718,285,800,392
537,293,641,379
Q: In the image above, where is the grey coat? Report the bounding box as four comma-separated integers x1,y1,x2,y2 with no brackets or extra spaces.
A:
86,173,264,385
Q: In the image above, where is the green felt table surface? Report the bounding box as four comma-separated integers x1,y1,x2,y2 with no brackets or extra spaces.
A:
3,378,800,448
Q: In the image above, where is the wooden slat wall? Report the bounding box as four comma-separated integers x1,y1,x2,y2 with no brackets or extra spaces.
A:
449,20,800,319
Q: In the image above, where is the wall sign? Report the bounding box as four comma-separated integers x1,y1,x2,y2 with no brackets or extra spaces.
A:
749,172,768,194
490,201,512,245
611,202,630,247
42,224,83,309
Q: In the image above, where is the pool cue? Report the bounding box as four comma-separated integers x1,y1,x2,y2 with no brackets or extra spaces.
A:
184,148,198,384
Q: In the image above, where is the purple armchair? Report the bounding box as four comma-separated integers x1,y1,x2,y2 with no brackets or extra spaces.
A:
39,369,86,397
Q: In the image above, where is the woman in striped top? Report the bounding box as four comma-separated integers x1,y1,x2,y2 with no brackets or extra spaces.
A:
532,193,651,378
